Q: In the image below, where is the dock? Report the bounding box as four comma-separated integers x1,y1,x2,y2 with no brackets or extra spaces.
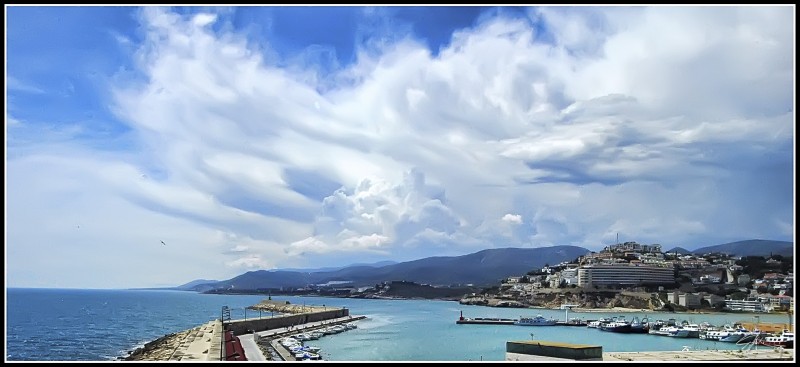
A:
603,349,794,361
456,310,591,326
253,315,367,361
507,340,795,361
457,318,516,325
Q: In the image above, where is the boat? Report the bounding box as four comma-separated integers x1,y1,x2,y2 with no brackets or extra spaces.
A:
757,330,794,348
514,315,558,326
587,318,612,328
682,323,701,338
600,318,632,333
561,317,587,326
662,326,690,338
718,331,747,343
629,317,648,334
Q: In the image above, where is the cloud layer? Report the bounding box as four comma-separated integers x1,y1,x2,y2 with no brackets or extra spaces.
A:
6,6,794,288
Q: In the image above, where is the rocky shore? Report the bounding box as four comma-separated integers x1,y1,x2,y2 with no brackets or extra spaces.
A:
122,329,193,361
121,320,220,361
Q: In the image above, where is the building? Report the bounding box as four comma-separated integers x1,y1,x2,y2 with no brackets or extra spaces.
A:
602,242,662,254
666,292,681,304
737,274,751,287
577,264,675,288
703,294,726,307
560,268,579,285
726,299,766,313
679,293,702,308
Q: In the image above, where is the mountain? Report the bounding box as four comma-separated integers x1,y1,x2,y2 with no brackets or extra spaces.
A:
174,279,218,290
691,239,793,257
272,260,399,273
664,247,691,255
194,245,590,291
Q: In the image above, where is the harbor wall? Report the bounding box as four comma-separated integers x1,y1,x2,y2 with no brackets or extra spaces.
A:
224,308,349,335
505,340,603,361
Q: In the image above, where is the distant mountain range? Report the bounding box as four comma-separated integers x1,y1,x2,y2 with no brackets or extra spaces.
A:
174,279,219,290
690,239,793,257
176,239,793,292
184,246,589,291
271,260,399,273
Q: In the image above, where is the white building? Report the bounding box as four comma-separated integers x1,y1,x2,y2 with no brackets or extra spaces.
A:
560,268,579,285
726,299,766,312
679,293,701,308
577,264,675,288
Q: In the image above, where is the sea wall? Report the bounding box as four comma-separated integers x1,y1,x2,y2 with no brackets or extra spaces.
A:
224,308,349,335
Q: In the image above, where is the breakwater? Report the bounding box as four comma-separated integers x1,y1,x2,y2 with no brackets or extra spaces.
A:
225,307,349,335
125,300,350,361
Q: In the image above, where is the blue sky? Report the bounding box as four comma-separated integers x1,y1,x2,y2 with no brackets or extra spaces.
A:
6,5,795,289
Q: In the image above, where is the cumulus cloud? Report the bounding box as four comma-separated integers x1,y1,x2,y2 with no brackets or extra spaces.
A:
502,214,523,224
6,6,793,287
286,169,466,259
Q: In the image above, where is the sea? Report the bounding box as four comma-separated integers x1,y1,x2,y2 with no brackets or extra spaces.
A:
5,288,795,361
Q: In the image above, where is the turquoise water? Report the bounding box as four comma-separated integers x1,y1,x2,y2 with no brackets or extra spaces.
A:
273,296,793,361
6,289,793,361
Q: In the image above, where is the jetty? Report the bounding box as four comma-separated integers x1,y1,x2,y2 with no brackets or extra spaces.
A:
126,299,364,361
506,340,794,361
456,310,590,326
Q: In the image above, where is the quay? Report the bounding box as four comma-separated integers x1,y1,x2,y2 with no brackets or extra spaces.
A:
603,349,794,361
506,340,795,361
457,311,590,326
457,318,516,325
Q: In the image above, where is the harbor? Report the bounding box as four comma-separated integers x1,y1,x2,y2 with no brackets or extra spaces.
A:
124,299,366,361
98,294,798,361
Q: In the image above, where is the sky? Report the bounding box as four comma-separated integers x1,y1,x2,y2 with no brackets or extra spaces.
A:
5,5,795,289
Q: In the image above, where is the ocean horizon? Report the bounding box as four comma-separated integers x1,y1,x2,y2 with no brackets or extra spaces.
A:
6,288,794,361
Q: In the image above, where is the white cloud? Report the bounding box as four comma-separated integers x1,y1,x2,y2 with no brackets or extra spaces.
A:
502,214,523,224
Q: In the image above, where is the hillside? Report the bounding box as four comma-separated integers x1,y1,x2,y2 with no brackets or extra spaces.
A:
664,247,691,255
194,245,590,291
692,239,793,257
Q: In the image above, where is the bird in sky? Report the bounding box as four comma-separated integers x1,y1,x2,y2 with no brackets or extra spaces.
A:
161,240,166,246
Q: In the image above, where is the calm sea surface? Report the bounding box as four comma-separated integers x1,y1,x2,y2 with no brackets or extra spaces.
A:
6,288,794,361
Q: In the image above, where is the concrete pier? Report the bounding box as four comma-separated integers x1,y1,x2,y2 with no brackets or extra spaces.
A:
506,340,603,361
603,349,794,361
506,339,794,362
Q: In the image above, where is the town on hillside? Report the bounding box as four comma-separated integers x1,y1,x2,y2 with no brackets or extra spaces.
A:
460,241,794,314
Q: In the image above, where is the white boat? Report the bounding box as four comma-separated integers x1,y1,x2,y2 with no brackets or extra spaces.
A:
514,315,558,326
683,324,701,338
757,330,794,348
588,317,612,328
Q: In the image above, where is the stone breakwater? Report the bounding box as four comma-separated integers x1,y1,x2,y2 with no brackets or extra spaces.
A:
247,299,331,314
123,320,222,361
121,300,347,361
123,330,191,361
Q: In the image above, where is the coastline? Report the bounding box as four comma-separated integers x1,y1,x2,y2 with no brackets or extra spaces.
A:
206,290,786,317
